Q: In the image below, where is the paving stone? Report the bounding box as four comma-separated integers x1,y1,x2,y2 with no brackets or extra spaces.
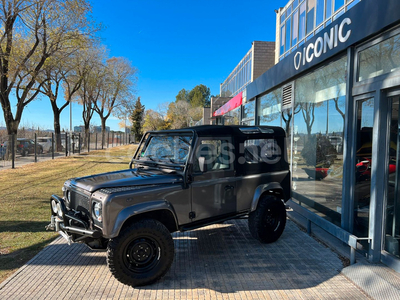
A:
0,219,370,299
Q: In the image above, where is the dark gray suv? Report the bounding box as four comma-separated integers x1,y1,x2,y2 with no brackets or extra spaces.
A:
46,125,291,286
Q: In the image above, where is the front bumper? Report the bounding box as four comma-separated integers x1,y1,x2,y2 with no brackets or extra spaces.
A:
46,195,102,245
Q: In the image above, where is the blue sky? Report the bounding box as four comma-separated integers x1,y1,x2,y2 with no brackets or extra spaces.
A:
0,0,288,131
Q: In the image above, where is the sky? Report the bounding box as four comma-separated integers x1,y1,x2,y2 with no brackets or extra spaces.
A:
0,0,289,132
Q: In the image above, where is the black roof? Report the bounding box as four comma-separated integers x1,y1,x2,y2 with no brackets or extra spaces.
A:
148,125,286,137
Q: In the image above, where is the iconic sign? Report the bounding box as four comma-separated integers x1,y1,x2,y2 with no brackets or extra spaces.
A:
294,18,352,70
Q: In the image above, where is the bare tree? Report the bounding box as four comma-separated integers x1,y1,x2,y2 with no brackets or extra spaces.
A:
0,0,93,156
93,57,137,147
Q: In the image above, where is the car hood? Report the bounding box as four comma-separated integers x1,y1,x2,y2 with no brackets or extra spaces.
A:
70,168,183,193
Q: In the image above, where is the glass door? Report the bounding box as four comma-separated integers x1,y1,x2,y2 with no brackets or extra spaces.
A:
384,95,400,258
353,97,375,238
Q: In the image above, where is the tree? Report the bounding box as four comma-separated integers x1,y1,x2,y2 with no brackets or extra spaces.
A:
188,84,211,107
174,84,211,107
130,97,145,142
175,89,189,102
93,57,137,147
0,0,93,156
166,101,201,129
36,41,90,150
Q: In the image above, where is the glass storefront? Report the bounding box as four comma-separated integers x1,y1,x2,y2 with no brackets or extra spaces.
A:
292,56,347,226
385,95,400,258
214,0,400,269
358,31,400,81
223,107,241,125
242,101,255,125
353,97,374,237
258,89,282,127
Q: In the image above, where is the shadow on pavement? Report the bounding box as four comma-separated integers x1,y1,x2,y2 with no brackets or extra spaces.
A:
23,220,345,293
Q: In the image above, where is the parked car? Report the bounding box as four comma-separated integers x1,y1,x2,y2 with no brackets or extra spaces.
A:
46,125,291,287
16,138,43,156
37,137,53,152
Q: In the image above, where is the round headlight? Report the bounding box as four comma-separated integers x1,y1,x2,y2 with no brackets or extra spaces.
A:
51,200,58,214
56,203,63,218
94,202,102,222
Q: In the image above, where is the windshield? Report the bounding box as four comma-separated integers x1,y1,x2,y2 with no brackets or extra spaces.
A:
136,134,193,165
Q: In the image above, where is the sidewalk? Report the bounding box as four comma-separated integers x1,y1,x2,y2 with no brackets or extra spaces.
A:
0,219,378,300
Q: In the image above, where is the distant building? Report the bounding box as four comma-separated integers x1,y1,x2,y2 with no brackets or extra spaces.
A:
210,41,276,126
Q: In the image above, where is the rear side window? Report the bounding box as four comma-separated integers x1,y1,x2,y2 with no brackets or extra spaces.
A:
244,139,281,164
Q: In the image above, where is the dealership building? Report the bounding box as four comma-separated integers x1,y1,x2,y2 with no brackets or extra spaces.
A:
212,0,400,272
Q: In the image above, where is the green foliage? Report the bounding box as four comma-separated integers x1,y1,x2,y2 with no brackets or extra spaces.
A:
301,134,337,167
130,97,145,141
174,84,211,107
188,84,211,107
176,89,189,102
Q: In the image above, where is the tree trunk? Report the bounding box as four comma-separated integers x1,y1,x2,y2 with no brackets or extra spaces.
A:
84,122,90,151
101,117,107,149
51,99,63,152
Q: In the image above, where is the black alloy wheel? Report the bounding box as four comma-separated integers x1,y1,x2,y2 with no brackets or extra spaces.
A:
248,194,287,243
107,219,174,287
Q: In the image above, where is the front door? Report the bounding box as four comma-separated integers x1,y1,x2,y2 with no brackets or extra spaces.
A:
383,92,400,261
353,96,375,239
190,138,237,221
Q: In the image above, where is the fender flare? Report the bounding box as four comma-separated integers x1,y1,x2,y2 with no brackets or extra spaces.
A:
250,182,285,212
108,200,178,238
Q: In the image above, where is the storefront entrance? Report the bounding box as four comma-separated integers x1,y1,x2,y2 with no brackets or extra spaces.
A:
383,92,400,263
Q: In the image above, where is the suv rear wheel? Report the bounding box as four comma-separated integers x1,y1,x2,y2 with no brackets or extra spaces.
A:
107,219,174,287
248,194,286,243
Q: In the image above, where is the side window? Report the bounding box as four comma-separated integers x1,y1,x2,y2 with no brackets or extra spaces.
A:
244,139,281,164
194,139,231,172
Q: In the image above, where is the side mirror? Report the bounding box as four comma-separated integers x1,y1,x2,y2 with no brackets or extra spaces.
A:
198,157,208,173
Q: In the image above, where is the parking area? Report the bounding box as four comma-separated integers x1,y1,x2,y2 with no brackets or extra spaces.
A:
0,219,369,299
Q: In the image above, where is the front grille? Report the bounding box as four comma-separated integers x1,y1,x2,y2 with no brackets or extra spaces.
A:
68,189,90,216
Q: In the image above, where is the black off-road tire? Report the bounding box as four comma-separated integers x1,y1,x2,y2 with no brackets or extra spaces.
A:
248,195,287,243
107,219,174,287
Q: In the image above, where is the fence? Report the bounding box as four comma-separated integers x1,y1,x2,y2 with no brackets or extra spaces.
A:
0,131,134,169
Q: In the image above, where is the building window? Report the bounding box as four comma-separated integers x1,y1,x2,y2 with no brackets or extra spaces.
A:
221,50,252,97
306,0,316,35
316,0,325,27
299,1,306,41
292,8,299,47
358,31,400,82
278,0,362,60
224,107,241,125
292,56,347,226
258,89,282,127
242,101,255,123
286,17,292,52
334,0,345,12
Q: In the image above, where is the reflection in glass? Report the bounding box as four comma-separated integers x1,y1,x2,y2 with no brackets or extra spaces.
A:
258,89,282,127
280,25,285,56
286,17,292,52
299,2,306,41
326,0,332,19
358,32,400,81
353,98,374,237
306,0,316,35
242,101,255,121
292,9,299,46
316,0,325,27
224,107,241,125
334,0,344,12
292,56,347,226
385,96,400,258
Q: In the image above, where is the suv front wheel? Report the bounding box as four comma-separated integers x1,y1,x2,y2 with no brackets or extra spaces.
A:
106,219,174,287
248,194,287,243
